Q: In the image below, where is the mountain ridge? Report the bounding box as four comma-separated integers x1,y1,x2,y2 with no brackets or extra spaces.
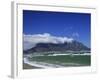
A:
24,40,90,54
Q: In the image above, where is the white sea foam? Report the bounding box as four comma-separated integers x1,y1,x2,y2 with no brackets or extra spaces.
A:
24,57,64,68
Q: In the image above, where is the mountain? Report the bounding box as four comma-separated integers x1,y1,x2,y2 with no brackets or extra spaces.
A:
24,40,90,54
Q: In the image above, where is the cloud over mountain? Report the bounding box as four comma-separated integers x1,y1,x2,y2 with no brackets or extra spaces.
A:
72,32,79,37
24,33,73,50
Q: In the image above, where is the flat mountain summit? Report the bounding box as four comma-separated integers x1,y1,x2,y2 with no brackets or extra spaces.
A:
24,40,90,54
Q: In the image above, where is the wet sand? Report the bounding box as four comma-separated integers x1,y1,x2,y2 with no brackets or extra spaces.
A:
23,63,42,69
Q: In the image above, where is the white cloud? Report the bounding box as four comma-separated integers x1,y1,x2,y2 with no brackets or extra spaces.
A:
24,33,73,50
72,32,79,37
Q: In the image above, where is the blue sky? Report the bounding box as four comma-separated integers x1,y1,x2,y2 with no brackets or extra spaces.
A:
23,10,91,48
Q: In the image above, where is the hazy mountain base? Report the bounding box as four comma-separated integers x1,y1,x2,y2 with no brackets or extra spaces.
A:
24,41,90,54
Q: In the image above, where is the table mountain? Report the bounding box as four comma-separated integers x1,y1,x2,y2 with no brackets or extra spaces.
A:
24,40,90,54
